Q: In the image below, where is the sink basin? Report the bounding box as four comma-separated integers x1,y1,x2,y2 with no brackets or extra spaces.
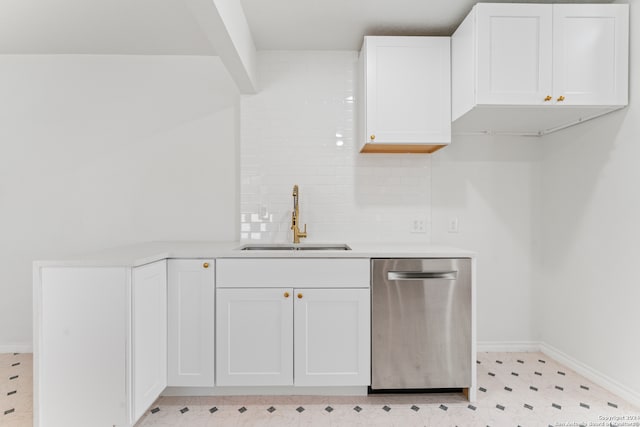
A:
237,243,351,251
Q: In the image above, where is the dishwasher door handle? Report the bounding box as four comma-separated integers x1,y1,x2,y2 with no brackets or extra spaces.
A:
387,271,458,281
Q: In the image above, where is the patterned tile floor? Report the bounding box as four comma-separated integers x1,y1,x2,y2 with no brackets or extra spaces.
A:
0,352,33,427
3,351,639,426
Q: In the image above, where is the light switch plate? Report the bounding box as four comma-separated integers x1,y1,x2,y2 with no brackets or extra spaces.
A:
448,217,459,233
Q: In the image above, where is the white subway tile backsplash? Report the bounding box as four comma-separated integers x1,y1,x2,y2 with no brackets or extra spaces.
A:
240,51,432,243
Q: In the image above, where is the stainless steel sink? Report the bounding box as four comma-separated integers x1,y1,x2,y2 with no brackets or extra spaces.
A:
237,243,351,251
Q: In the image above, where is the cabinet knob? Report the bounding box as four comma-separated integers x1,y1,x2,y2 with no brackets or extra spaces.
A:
297,293,303,299
203,262,210,269
544,95,552,102
557,95,565,102
284,292,290,298
369,134,376,141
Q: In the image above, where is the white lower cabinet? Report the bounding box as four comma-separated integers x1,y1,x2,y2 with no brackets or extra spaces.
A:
36,267,130,427
35,257,371,427
216,288,294,386
215,258,371,388
35,260,168,427
131,260,168,423
216,287,370,387
167,259,215,387
294,288,370,386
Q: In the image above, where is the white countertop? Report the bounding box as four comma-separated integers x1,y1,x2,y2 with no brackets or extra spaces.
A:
34,241,475,268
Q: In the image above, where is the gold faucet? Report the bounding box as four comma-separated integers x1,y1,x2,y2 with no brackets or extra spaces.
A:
291,184,307,244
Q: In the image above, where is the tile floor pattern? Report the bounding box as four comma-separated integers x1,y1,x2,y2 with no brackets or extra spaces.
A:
0,352,33,427
3,352,639,426
136,352,640,426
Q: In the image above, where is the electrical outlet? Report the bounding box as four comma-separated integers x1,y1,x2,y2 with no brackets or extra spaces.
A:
448,217,459,233
411,218,427,233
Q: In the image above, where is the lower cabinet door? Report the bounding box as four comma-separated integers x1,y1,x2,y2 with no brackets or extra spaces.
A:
216,288,294,386
167,259,215,387
294,288,371,386
132,260,167,423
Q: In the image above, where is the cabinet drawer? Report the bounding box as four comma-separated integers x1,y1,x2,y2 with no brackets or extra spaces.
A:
216,258,370,288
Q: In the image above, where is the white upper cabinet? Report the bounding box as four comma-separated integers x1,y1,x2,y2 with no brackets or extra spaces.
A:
167,259,215,387
452,3,628,135
553,4,629,106
359,36,451,153
475,4,553,106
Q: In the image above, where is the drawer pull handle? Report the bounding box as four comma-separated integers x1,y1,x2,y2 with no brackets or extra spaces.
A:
388,271,457,281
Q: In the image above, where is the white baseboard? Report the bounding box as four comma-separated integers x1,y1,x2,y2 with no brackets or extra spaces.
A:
477,340,640,408
163,386,368,397
540,342,640,409
477,340,541,353
0,343,33,353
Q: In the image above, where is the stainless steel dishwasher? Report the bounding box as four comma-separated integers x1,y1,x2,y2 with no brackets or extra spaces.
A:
371,258,471,390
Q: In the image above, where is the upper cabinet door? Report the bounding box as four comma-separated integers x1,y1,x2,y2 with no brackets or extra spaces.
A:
167,259,215,387
476,4,553,105
362,36,450,150
553,4,629,106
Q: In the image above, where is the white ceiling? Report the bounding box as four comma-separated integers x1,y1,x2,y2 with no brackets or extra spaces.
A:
240,0,616,50
0,0,215,55
0,0,616,54
241,0,478,50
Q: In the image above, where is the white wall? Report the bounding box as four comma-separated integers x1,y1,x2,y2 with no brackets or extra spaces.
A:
0,55,239,349
240,51,541,344
538,0,640,399
240,51,433,243
431,136,541,344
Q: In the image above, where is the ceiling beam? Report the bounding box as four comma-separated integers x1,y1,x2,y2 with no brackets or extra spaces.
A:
186,0,258,94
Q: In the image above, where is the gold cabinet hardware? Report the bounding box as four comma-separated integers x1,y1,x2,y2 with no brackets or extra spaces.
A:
544,95,552,101
284,292,290,298
557,95,565,102
370,134,376,140
297,293,303,299
203,262,210,269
